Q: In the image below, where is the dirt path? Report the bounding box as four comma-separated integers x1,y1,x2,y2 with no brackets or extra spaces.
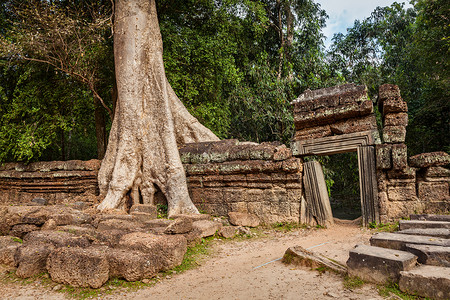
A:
1,222,385,300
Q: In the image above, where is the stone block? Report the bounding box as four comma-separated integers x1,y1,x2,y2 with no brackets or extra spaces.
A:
118,232,187,271
293,125,332,139
382,97,408,114
379,84,401,100
329,115,377,135
376,144,392,170
398,228,450,239
9,224,40,239
347,244,417,284
399,265,450,300
399,220,450,230
47,247,109,288
409,151,450,168
164,217,193,234
97,219,144,232
24,230,90,248
130,204,157,218
405,244,450,267
0,236,22,266
370,232,450,250
107,248,158,281
15,242,55,278
218,226,238,238
410,214,450,222
418,181,449,201
228,212,260,227
131,212,156,222
190,187,224,205
386,199,424,220
422,166,450,180
383,126,406,143
383,112,408,126
386,167,416,180
191,220,222,238
387,183,416,201
391,144,408,170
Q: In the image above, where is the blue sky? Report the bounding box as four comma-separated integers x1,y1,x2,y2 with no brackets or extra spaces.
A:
315,0,413,48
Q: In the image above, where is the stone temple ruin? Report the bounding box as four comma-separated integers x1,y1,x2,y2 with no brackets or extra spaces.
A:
0,84,448,293
1,83,448,226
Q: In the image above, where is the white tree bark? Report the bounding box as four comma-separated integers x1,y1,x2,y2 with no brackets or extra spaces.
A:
97,0,219,216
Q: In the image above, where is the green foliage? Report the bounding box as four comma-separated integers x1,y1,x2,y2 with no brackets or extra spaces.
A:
156,204,168,219
343,275,365,290
378,282,429,299
369,221,399,232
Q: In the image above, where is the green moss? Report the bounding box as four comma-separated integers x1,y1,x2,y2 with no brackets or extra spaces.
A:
343,275,365,290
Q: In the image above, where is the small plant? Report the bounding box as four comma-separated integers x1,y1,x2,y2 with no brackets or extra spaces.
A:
343,275,365,290
369,222,399,232
271,222,306,232
11,237,23,243
378,282,425,299
156,204,168,219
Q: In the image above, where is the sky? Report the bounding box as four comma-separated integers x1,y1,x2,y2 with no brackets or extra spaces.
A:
315,0,413,48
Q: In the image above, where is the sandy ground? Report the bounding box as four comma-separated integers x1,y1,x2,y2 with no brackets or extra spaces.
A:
0,221,387,300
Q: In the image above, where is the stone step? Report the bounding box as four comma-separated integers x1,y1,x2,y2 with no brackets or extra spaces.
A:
405,244,450,267
410,214,450,222
399,219,450,230
346,244,417,284
399,265,450,300
397,228,450,239
370,232,450,251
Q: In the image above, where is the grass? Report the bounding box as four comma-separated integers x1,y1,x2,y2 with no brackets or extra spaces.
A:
378,282,430,300
271,222,308,232
368,221,399,232
343,275,365,290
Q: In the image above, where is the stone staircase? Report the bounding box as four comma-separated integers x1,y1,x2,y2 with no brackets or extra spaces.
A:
347,214,450,300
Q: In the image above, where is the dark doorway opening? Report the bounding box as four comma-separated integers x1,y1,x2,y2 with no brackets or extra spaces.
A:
326,152,361,220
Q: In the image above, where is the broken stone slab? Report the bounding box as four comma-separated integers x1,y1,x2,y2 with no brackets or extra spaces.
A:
15,242,55,278
118,232,187,271
0,236,22,266
283,246,347,274
409,151,450,168
399,265,450,300
97,218,145,232
192,220,223,238
129,204,157,218
405,244,450,267
9,224,40,239
106,248,159,282
47,246,109,288
347,244,417,284
218,226,238,238
410,214,450,222
398,228,450,239
93,229,129,247
383,125,406,143
370,232,450,250
399,220,450,230
23,230,90,248
228,212,260,227
170,214,211,222
131,212,157,222
164,217,193,234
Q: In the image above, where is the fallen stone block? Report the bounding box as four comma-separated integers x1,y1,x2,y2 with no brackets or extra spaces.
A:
410,214,450,222
164,217,193,234
170,214,211,222
399,220,450,230
118,232,187,271
370,232,450,250
399,265,450,300
9,224,40,239
347,244,417,284
409,151,450,168
228,212,260,227
405,244,450,267
107,248,158,281
97,218,145,232
192,220,223,237
15,242,55,278
283,246,347,274
0,236,22,266
130,204,157,219
398,228,450,239
47,247,109,288
218,226,238,238
131,212,156,222
93,229,128,247
23,230,90,248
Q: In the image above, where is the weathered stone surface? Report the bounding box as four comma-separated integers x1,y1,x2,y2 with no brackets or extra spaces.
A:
379,84,401,100
347,244,417,284
376,144,392,170
170,214,211,222
399,220,450,230
130,204,157,217
293,125,332,140
421,166,450,180
228,212,260,227
283,246,347,274
15,242,55,278
0,236,22,266
384,112,408,126
399,265,450,300
131,212,156,222
398,228,450,239
93,229,128,247
387,183,416,201
409,151,450,168
329,115,377,135
97,218,144,232
41,219,57,231
164,217,193,234
9,224,40,239
386,167,416,180
218,226,238,238
391,144,408,170
405,244,450,267
383,126,406,143
370,232,450,250
118,232,187,271
24,230,90,248
410,214,450,222
381,97,408,114
191,220,222,238
386,199,424,220
30,197,48,206
107,248,158,281
417,181,449,201
47,247,109,288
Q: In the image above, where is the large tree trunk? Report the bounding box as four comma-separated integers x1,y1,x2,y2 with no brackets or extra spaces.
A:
97,0,219,216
